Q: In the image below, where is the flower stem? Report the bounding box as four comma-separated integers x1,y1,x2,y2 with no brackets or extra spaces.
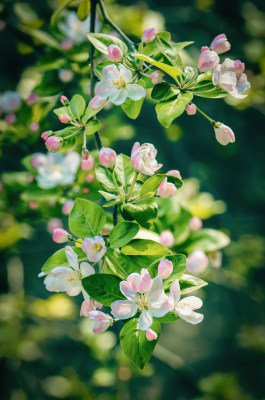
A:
63,128,82,141
126,171,138,202
196,106,216,125
113,204,118,226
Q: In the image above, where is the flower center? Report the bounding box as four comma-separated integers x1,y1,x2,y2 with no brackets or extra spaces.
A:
136,294,150,311
112,73,125,89
93,243,102,252
67,270,81,283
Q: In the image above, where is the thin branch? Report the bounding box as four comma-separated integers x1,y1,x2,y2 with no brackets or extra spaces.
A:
113,204,118,226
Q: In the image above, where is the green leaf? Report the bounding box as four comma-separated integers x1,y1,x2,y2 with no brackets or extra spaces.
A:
53,106,71,117
95,165,117,193
98,191,120,201
42,247,87,274
77,0,91,21
151,83,180,102
155,92,193,128
121,201,158,229
148,254,186,289
132,53,181,79
105,248,128,279
51,0,74,25
113,154,135,192
121,239,171,256
82,273,125,306
121,80,145,119
87,33,128,56
69,94,86,120
109,222,139,249
19,26,61,50
180,228,230,253
179,274,208,294
82,103,105,123
120,319,161,369
140,174,183,197
84,119,101,136
155,312,178,323
117,253,160,275
69,198,107,238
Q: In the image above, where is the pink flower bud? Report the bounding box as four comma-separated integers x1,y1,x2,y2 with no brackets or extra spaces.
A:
83,187,90,194
85,173,95,183
52,228,69,243
158,259,173,279
201,46,209,52
150,70,164,85
166,170,182,180
80,300,95,317
99,147,116,168
159,230,175,248
62,200,74,215
61,38,74,51
26,92,39,106
186,103,197,115
230,60,245,75
189,217,203,232
146,328,158,341
4,113,16,124
211,34,231,54
142,28,157,43
29,201,38,210
59,114,71,123
81,155,94,171
157,178,177,198
47,218,62,234
198,50,220,72
41,131,50,141
187,250,208,275
45,136,62,153
214,123,235,146
30,122,39,132
89,96,107,111
108,44,123,62
60,95,69,105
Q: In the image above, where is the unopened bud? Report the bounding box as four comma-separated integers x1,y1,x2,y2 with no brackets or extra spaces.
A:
59,114,71,123
52,228,69,243
142,28,157,43
186,103,197,115
108,44,123,62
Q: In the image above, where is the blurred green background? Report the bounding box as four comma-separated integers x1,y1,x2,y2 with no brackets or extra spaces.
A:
0,0,265,399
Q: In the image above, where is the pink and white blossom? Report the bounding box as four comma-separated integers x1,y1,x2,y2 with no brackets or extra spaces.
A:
189,217,203,232
39,246,95,296
108,44,123,62
31,153,47,169
168,279,204,324
52,228,69,243
62,200,74,215
150,70,164,85
157,178,177,198
60,95,69,105
99,147,116,168
95,64,146,106
186,104,197,115
89,95,107,110
198,50,220,72
159,230,175,248
211,34,231,54
214,123,235,146
166,170,182,180
82,235,107,262
41,131,50,141
47,218,62,234
30,122,39,132
142,28,157,43
131,142,162,176
80,299,103,317
187,250,208,275
45,136,63,153
5,114,16,124
88,311,113,334
146,328,158,341
0,91,21,112
111,269,170,330
158,259,173,279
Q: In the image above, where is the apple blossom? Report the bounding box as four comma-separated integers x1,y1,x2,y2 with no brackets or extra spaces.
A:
31,153,47,169
150,70,164,85
166,170,182,180
142,28,157,43
52,228,69,243
158,259,173,279
187,250,208,275
61,38,74,51
58,12,91,44
45,136,63,152
159,230,175,248
111,269,170,330
189,216,203,231
213,58,250,99
211,34,231,54
146,328,158,341
89,95,107,110
95,64,146,106
41,131,50,141
186,104,197,115
88,311,113,334
201,46,209,52
108,44,123,61
168,280,204,324
82,235,107,262
62,200,74,215
80,299,95,316
99,147,116,168
39,246,95,296
157,178,177,198
214,123,235,146
81,154,94,171
0,91,21,112
131,142,162,176
198,50,220,72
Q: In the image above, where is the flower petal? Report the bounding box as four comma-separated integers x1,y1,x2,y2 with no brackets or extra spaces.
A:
109,88,128,105
119,64,132,83
65,246,79,270
103,64,119,79
120,281,138,301
138,309,153,330
111,300,137,320
179,310,204,324
178,296,203,310
66,285,82,296
126,84,146,101
80,262,95,277
95,80,115,98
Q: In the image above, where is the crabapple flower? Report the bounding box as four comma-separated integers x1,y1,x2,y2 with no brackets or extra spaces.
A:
150,70,164,85
82,236,107,262
88,311,113,334
45,136,62,153
99,147,116,168
95,64,146,106
211,34,231,54
111,269,170,330
214,123,235,146
198,50,220,72
0,91,21,112
58,12,91,44
31,153,46,169
80,299,103,317
159,230,175,248
52,228,69,243
36,152,80,189
157,178,177,198
189,217,203,232
146,328,158,341
213,58,250,99
89,95,107,110
131,142,162,176
158,259,173,280
187,250,208,275
81,154,94,171
62,200,74,215
168,279,204,324
166,170,182,180
142,28,157,43
186,103,197,115
108,44,123,61
39,246,95,296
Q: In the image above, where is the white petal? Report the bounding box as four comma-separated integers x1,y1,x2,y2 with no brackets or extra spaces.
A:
66,285,82,296
180,311,204,325
120,281,138,301
119,65,132,83
169,279,181,305
147,276,165,303
138,309,153,330
51,266,71,275
178,296,203,310
55,274,71,292
95,80,115,98
109,88,128,105
80,262,95,277
65,246,79,270
38,271,46,277
103,64,119,79
149,301,170,318
126,84,146,101
111,300,137,320
176,304,193,317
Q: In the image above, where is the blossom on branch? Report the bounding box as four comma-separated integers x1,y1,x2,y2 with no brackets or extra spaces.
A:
131,142,162,176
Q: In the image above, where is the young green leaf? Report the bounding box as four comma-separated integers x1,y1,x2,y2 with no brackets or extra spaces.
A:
82,273,125,306
95,165,117,193
121,80,145,119
109,221,139,249
180,228,230,253
105,248,128,279
42,247,87,274
77,0,91,21
121,239,171,256
84,119,101,136
121,201,158,229
140,174,182,197
151,83,180,102
69,94,86,120
132,53,181,79
179,273,208,294
148,254,186,290
155,92,193,128
154,312,178,323
87,33,128,56
120,318,161,369
113,154,135,190
69,198,107,238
